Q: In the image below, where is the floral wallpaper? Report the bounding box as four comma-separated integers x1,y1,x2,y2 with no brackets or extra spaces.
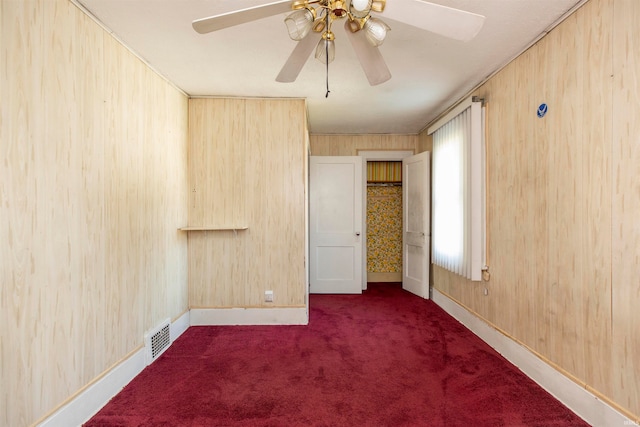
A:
367,185,403,273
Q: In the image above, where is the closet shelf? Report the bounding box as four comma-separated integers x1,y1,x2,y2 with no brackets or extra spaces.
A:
179,226,248,231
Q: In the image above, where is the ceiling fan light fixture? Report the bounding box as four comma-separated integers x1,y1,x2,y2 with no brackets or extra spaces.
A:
351,0,370,11
314,32,336,64
285,8,316,41
363,17,390,46
312,18,327,33
370,0,386,13
348,0,372,18
330,1,348,19
291,0,309,10
346,18,361,33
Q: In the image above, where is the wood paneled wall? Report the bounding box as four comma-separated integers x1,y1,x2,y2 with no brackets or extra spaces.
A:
310,134,418,155
188,98,307,308
429,0,639,419
612,0,640,415
0,1,189,425
417,131,432,154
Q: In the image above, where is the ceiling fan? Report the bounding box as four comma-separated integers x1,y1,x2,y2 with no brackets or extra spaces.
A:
192,0,485,87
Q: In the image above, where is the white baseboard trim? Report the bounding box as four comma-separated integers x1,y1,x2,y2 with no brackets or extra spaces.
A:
38,348,145,427
171,310,190,341
190,307,308,326
431,288,632,427
38,313,192,427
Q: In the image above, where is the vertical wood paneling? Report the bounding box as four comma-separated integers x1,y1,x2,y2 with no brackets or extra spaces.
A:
244,100,269,307
188,98,306,308
2,0,639,424
612,0,640,416
163,86,190,319
579,0,613,396
141,65,189,330
104,33,145,365
543,12,586,380
1,1,189,425
472,45,540,347
188,98,247,306
417,132,432,153
284,100,308,305
531,34,553,363
1,1,49,423
431,0,636,419
247,99,291,305
72,1,107,386
488,57,519,338
188,98,246,226
310,134,418,155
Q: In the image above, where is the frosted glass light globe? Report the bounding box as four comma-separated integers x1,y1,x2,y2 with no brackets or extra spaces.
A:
351,0,369,11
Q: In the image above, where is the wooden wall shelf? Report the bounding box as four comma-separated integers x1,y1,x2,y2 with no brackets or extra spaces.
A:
179,226,248,231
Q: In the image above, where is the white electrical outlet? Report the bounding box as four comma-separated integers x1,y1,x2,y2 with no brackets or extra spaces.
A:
265,290,274,302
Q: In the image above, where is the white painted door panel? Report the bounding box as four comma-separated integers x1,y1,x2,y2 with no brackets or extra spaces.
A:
310,157,362,294
403,151,430,299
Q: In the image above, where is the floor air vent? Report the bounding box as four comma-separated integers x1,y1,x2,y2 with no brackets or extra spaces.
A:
144,318,171,365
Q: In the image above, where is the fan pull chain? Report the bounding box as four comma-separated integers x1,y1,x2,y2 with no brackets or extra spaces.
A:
325,11,330,98
325,42,330,98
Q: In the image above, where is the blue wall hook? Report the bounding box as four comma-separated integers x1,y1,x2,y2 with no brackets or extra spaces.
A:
537,103,548,118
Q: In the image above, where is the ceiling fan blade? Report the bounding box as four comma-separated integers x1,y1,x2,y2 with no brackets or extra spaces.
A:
382,0,485,42
276,32,321,83
344,20,391,86
192,0,291,34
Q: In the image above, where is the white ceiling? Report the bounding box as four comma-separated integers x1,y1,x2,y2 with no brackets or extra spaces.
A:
75,0,583,134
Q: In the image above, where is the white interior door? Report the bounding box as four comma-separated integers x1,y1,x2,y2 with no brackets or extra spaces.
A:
309,156,363,294
402,151,431,298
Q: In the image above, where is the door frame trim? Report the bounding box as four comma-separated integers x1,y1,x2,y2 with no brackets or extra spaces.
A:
357,150,415,290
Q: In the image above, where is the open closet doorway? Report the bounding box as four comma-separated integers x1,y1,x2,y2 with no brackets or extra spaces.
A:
358,151,414,291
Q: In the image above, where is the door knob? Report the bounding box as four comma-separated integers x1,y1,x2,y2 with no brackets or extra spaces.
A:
355,232,361,236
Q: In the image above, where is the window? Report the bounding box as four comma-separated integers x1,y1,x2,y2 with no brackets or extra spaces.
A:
429,98,485,281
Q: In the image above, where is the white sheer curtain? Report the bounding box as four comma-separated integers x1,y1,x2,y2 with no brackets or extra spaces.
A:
431,100,483,281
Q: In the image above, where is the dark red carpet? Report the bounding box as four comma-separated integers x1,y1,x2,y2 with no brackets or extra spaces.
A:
86,283,589,426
